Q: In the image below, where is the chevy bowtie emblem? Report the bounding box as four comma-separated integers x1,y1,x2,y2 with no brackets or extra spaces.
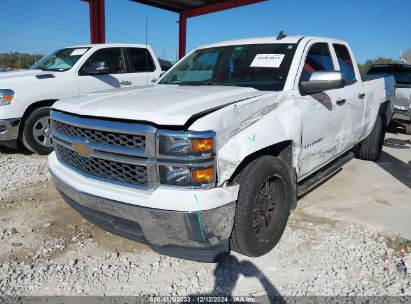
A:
72,142,93,156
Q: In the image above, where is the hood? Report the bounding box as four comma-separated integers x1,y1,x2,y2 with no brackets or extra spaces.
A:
53,85,270,126
0,69,61,84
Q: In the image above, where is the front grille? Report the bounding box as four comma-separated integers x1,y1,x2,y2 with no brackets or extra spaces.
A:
52,120,146,150
55,145,148,186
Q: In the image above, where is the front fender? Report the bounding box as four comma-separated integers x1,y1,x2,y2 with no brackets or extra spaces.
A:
216,103,302,185
190,91,303,185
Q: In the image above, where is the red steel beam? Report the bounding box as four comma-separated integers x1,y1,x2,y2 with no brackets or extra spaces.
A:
178,13,187,59
178,0,266,58
81,0,265,57
82,0,106,44
185,0,266,18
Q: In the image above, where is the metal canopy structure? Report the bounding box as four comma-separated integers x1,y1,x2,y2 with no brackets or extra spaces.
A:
82,0,266,58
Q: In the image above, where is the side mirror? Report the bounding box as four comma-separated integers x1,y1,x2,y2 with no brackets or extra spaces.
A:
82,61,109,75
301,71,346,93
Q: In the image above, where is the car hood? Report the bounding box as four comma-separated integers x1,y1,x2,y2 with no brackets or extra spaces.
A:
53,85,270,126
0,69,61,85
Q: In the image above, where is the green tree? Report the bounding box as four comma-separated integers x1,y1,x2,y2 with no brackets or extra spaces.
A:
0,52,44,69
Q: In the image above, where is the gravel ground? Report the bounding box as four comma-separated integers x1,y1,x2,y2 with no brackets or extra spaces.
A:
0,149,48,199
0,139,410,298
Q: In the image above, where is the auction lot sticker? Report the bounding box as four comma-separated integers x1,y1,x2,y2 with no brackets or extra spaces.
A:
70,48,88,56
250,54,285,68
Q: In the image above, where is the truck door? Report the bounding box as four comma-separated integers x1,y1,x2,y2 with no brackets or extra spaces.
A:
77,47,135,93
124,47,160,86
332,43,366,150
298,42,347,178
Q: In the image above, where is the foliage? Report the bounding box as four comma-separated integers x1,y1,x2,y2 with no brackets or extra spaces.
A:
0,52,45,69
357,57,402,74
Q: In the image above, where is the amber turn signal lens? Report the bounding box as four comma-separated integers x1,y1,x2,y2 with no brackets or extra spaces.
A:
2,95,13,103
191,167,214,184
191,138,214,154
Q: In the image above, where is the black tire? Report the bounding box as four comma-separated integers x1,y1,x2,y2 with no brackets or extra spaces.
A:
22,106,54,155
355,115,385,161
230,155,292,257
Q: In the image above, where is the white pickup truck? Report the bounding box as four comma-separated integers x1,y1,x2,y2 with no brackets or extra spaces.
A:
49,35,394,262
0,44,162,154
366,64,411,134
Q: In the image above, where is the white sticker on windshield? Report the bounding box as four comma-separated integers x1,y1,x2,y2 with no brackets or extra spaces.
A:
70,48,88,56
250,54,285,68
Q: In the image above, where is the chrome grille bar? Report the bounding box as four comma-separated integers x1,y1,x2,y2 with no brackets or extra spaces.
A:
51,110,156,158
51,110,158,189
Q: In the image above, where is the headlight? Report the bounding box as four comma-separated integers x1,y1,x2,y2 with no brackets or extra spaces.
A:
157,130,216,187
0,89,15,106
158,131,215,156
158,164,215,187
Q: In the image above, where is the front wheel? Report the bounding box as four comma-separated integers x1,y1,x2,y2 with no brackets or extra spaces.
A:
230,156,292,257
22,106,54,155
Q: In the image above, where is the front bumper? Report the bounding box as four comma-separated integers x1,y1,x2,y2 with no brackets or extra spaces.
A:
0,118,20,148
51,173,237,262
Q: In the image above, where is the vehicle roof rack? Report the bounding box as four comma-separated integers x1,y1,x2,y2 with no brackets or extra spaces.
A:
276,30,287,40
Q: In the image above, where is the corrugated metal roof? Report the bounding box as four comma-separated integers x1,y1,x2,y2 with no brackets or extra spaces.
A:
130,0,256,13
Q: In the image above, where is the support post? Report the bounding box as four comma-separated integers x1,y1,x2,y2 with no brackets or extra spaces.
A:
178,12,187,59
87,0,105,44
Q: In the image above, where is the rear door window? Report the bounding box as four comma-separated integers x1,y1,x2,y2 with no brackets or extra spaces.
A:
126,48,156,72
300,43,334,82
333,44,356,85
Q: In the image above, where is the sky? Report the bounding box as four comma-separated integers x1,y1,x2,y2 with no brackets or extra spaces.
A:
0,0,410,63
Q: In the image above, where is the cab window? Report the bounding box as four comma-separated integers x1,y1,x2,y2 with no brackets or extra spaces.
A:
126,48,156,72
334,44,356,85
79,48,126,75
300,43,334,82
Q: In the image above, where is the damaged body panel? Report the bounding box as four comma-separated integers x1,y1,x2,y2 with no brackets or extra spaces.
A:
49,35,395,261
190,91,302,184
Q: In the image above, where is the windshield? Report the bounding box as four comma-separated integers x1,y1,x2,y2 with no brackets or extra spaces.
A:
367,65,411,84
30,48,90,72
159,43,297,91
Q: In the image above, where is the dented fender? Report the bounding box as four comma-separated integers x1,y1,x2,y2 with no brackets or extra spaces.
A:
190,91,303,186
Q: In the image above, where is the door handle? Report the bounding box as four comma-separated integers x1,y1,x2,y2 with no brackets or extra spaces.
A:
120,80,132,85
358,92,366,99
336,98,346,106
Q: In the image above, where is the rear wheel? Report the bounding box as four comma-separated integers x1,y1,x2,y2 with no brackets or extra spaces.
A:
22,107,54,155
230,156,291,257
355,115,385,161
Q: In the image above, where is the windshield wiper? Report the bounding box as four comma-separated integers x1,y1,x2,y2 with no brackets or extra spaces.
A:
163,79,218,86
173,80,217,86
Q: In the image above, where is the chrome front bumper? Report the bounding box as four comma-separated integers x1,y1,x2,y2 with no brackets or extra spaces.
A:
0,118,20,148
51,173,236,262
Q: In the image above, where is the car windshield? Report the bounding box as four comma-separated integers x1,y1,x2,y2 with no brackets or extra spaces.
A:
367,65,411,84
159,43,297,91
30,47,90,72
